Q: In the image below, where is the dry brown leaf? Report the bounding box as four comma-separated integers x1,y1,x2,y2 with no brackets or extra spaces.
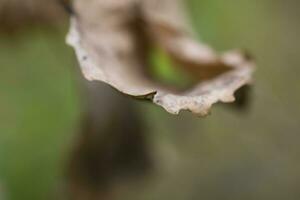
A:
67,0,255,116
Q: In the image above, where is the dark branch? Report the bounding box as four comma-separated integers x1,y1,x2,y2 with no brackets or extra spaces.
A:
58,0,75,15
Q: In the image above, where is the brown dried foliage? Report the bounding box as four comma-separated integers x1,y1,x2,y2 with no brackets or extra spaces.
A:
67,0,255,115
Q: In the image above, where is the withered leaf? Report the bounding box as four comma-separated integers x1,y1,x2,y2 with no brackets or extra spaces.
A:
67,0,255,116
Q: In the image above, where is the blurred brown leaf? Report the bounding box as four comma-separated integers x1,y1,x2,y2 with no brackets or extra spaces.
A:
0,0,66,32
67,0,255,116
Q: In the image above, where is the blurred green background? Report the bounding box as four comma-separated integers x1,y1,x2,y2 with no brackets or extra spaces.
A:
0,0,300,199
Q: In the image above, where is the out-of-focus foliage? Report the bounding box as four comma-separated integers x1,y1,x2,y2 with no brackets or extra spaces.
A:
0,29,79,199
149,47,195,89
140,1,300,199
0,0,300,200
